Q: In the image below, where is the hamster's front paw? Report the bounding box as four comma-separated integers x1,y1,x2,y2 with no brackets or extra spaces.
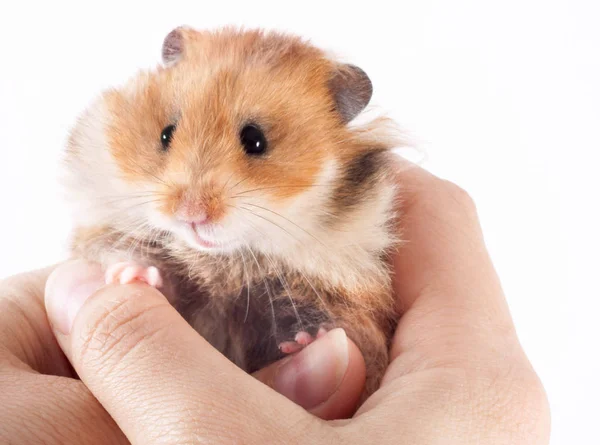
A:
105,262,163,288
278,327,329,354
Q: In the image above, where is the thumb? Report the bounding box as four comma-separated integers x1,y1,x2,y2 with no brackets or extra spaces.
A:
253,328,366,420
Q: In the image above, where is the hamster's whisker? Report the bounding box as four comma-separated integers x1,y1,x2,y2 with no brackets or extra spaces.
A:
110,217,159,245
237,247,251,324
150,228,169,251
238,207,303,247
231,184,329,197
187,250,202,281
117,199,164,212
237,214,303,331
296,266,327,313
125,223,155,258
221,171,235,196
89,221,139,243
99,191,168,200
138,230,154,258
233,206,327,313
131,161,170,187
96,194,168,207
136,226,161,257
75,154,169,188
261,247,302,330
141,227,164,258
238,202,328,249
243,242,278,336
75,206,160,252
85,196,165,218
232,209,284,333
103,221,153,257
230,206,271,241
226,174,252,196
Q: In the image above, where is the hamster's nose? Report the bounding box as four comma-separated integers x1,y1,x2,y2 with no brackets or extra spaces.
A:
176,207,209,226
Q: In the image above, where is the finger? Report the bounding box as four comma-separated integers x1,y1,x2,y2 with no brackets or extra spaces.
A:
388,159,517,369
253,328,366,420
45,260,319,444
392,160,501,308
0,371,127,445
0,265,73,377
353,159,549,441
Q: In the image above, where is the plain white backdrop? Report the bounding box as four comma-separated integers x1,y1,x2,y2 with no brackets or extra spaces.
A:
0,1,598,443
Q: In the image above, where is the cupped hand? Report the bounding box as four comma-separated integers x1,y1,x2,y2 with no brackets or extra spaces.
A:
0,265,128,444
1,161,551,444
0,267,361,445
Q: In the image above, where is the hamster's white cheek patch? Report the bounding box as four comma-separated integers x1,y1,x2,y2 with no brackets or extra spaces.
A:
62,98,134,228
232,158,342,257
283,157,339,224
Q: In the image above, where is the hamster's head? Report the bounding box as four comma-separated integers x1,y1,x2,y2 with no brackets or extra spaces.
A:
65,27,398,259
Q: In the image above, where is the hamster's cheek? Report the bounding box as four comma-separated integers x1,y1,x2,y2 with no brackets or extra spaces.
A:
146,209,177,233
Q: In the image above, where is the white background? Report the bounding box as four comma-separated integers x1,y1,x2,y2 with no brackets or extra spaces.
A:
0,1,598,443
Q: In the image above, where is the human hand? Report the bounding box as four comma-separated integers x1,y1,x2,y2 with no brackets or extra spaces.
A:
0,266,129,444
1,278,364,443
2,162,550,444
0,265,364,444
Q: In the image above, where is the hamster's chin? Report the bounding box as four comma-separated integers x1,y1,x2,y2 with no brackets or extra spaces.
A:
149,213,240,254
178,224,240,254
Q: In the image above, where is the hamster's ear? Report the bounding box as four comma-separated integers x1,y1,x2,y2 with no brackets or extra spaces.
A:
162,27,194,66
329,64,373,123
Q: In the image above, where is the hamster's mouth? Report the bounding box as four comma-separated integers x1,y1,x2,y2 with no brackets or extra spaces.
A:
187,222,223,250
192,227,216,248
173,219,235,252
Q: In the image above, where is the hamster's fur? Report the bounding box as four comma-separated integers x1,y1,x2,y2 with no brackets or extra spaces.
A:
63,26,402,399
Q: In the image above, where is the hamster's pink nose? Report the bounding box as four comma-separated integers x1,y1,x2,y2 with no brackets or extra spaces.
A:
176,208,209,226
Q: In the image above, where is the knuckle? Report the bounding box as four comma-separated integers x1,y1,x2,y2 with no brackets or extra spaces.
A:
440,179,478,213
502,373,551,444
0,276,33,304
469,365,551,445
0,268,48,299
74,287,167,373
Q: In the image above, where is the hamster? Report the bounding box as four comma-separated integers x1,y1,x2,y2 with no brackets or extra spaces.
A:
63,26,402,400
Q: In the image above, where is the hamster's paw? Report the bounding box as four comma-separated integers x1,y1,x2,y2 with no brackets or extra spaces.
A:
278,327,328,354
105,262,163,288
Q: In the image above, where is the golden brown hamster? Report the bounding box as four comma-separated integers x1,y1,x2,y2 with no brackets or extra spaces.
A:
63,26,401,400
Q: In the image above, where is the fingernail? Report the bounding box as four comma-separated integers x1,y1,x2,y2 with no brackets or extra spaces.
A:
45,260,105,335
273,328,350,410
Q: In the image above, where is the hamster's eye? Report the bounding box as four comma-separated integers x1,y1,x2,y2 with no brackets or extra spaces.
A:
240,124,267,155
160,125,176,151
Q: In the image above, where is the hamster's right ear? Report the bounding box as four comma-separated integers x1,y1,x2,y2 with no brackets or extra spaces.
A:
162,27,195,66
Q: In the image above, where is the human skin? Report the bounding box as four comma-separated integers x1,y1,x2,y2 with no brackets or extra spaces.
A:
0,162,550,444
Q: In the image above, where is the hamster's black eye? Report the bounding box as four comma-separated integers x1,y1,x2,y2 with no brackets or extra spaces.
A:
160,125,176,151
240,124,267,155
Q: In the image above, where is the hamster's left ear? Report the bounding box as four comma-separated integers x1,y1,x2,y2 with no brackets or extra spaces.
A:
329,64,373,123
162,27,194,66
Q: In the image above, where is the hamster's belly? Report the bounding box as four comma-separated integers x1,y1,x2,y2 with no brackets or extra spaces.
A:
174,274,333,373
165,255,394,397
